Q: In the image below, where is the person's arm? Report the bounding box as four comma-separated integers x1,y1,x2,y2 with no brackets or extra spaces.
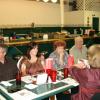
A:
17,57,28,76
69,66,95,84
69,67,85,83
38,54,45,68
21,63,27,76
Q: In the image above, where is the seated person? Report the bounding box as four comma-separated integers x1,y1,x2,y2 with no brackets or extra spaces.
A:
69,44,100,100
19,42,45,76
69,36,87,64
49,40,70,100
0,44,18,81
49,40,68,70
18,42,49,100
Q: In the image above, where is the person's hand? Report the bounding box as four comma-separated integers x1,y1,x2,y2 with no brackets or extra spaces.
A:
59,52,64,58
73,60,86,69
40,54,45,61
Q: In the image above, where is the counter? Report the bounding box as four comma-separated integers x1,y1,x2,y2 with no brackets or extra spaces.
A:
4,36,100,58
4,36,100,46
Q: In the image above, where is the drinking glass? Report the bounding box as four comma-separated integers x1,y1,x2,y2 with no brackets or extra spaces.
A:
16,71,21,89
63,68,68,78
46,69,52,76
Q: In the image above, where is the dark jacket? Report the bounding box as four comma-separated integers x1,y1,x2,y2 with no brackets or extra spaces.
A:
0,57,18,81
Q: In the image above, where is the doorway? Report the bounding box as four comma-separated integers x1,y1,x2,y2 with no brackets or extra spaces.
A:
92,17,99,32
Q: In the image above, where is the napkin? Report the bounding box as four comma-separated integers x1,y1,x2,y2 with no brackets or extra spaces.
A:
22,75,36,83
36,73,48,85
24,84,37,89
1,81,12,87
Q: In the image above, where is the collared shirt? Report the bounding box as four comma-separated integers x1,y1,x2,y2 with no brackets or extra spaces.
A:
70,45,87,64
49,51,68,70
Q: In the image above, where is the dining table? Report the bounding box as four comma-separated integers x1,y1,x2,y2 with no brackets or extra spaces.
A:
0,73,79,100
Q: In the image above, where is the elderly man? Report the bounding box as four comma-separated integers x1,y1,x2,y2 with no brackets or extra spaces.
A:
0,44,18,81
69,36,87,64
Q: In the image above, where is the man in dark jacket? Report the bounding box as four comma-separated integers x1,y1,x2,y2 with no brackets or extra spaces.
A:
0,44,18,81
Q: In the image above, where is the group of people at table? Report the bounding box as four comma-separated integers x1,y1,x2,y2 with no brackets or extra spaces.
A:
0,36,100,100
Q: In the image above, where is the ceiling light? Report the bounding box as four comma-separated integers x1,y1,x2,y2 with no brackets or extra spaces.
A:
51,0,57,3
43,0,49,2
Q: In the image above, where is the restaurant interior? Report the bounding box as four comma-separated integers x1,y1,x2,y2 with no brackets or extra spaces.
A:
0,0,100,100
0,0,99,58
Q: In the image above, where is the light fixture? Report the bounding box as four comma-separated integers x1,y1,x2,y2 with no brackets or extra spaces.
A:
51,0,57,3
42,0,58,3
43,0,49,2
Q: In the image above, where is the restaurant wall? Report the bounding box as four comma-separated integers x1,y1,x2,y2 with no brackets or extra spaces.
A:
0,0,61,27
64,11,84,26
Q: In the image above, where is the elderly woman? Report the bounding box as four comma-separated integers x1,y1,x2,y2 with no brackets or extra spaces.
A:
69,44,100,100
49,40,68,70
49,40,70,100
69,36,87,64
19,42,45,76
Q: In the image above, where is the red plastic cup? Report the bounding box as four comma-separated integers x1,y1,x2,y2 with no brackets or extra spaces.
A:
63,68,68,78
50,70,57,82
46,69,52,76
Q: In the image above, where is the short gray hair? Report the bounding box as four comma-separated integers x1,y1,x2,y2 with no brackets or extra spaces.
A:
0,44,8,53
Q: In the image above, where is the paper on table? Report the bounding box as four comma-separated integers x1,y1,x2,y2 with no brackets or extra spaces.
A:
10,89,37,100
24,84,37,89
1,81,12,87
61,78,79,86
22,75,36,83
48,76,52,83
36,73,48,85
